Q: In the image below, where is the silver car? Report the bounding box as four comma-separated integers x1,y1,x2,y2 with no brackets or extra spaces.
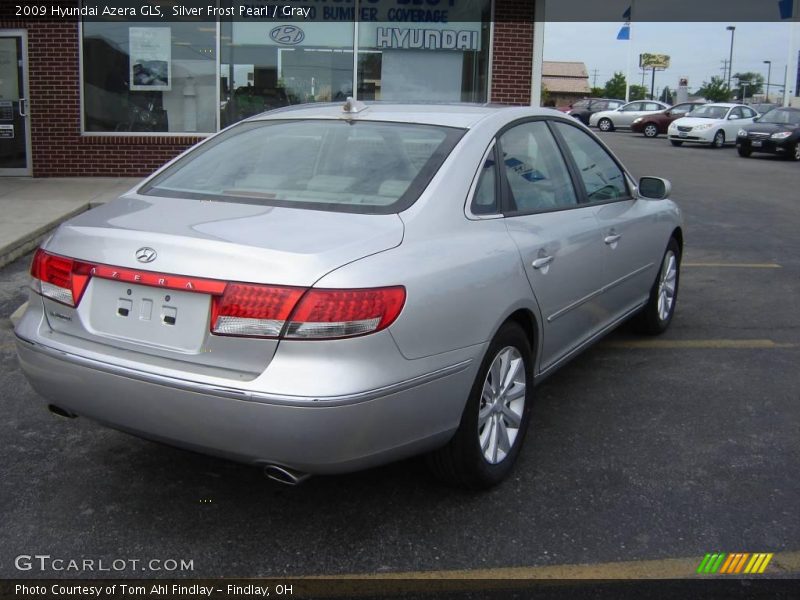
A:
15,102,683,488
589,100,671,131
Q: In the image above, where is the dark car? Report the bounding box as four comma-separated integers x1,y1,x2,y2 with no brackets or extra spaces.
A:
565,98,625,125
630,102,706,138
736,107,800,160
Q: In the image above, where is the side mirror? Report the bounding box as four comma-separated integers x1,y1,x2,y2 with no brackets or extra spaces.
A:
728,114,740,120
638,177,671,200
753,116,760,122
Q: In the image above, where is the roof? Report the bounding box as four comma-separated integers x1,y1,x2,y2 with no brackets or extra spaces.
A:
541,61,590,95
250,102,510,129
543,61,589,78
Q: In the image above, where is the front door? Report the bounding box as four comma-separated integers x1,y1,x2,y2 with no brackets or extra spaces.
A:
0,31,31,175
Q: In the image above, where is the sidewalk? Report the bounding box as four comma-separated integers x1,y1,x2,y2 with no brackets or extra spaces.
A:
0,177,141,268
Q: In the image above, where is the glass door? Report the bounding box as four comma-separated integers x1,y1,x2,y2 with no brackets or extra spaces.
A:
0,31,31,175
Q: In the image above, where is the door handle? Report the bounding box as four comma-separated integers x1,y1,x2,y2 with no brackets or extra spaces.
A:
532,256,553,269
18,98,27,118
604,234,622,245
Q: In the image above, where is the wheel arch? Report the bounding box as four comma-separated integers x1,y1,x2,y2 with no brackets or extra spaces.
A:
671,226,684,255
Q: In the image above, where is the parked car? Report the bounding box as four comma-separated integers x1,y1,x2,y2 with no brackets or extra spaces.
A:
668,103,758,148
589,100,671,131
749,103,779,116
736,107,800,160
15,102,683,489
565,98,625,125
631,102,707,138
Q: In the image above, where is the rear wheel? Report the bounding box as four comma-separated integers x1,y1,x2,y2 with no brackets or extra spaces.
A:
711,130,725,148
670,140,683,147
428,321,533,489
633,238,681,335
643,123,659,138
737,146,752,158
598,118,614,132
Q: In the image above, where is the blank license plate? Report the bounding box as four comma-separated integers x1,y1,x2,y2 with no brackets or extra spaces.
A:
751,140,763,147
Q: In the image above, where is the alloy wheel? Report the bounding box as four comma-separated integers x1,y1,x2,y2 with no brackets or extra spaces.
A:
793,144,800,161
599,119,612,132
713,131,725,148
644,124,658,138
478,346,526,465
657,250,678,322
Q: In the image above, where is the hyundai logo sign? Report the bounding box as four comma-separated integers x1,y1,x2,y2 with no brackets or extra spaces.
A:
270,25,305,46
135,247,157,263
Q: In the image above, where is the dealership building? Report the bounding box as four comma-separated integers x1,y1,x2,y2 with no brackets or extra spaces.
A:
0,0,544,177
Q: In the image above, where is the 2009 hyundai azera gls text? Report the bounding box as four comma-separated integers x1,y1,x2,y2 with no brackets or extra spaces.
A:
15,101,682,488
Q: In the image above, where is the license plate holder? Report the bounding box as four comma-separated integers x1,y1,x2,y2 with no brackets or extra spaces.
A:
83,278,210,352
751,140,763,147
679,131,688,138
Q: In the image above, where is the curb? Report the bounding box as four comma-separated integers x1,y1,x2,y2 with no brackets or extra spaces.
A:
0,202,94,269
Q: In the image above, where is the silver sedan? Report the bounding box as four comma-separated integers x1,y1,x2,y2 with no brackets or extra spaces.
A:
15,102,682,488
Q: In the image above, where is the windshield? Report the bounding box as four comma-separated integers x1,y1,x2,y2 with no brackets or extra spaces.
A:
142,119,464,214
689,106,729,119
759,109,800,125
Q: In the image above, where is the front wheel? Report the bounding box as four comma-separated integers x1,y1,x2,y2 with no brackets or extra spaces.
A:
737,146,752,158
670,140,683,147
711,130,725,148
598,118,614,132
633,238,681,335
427,322,533,489
789,143,800,161
643,123,659,138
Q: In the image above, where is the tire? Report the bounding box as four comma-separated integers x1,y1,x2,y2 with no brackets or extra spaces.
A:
670,140,683,147
633,238,681,335
711,130,725,148
789,143,800,162
427,321,534,489
737,146,752,158
598,118,614,132
643,123,659,138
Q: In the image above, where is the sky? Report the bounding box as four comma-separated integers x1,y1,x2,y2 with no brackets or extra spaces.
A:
543,22,794,98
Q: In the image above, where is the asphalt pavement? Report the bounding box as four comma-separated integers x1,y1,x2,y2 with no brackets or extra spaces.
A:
0,133,798,583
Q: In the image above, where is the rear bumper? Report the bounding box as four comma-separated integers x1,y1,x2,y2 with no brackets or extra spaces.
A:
15,334,476,474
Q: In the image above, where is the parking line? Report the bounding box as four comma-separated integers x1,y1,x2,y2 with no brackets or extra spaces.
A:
683,262,781,268
305,551,800,582
603,339,797,349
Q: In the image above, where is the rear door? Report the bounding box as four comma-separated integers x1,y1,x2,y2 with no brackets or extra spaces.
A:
498,119,608,369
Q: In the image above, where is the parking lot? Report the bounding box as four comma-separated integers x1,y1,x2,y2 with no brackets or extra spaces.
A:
0,131,798,581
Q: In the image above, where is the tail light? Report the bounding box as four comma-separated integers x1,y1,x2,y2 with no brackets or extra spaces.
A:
31,249,405,340
30,248,93,307
285,287,406,339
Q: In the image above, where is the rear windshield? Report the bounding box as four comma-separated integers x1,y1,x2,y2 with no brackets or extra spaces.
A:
141,119,465,214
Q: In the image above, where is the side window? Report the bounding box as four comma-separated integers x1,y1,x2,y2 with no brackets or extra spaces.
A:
644,102,662,111
470,148,498,215
621,103,642,112
730,107,744,119
743,107,757,119
498,121,577,214
671,104,690,116
553,122,629,203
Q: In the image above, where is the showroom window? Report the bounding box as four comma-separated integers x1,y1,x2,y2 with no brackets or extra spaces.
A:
82,20,217,133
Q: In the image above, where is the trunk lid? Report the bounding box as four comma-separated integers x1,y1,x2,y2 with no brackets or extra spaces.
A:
40,194,404,378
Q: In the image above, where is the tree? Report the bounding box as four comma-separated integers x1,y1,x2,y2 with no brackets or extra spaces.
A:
697,76,731,102
628,85,647,100
731,72,764,101
660,86,673,104
590,86,605,98
603,72,627,100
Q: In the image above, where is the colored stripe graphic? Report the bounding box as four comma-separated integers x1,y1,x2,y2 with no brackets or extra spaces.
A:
699,553,775,575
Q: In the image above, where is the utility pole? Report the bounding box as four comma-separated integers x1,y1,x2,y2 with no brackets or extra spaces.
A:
720,59,729,77
726,26,736,90
591,69,600,88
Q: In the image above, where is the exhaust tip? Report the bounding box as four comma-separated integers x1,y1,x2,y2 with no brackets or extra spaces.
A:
48,404,77,419
263,464,310,486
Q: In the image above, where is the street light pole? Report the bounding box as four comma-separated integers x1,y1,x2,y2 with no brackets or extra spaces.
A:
763,60,772,102
726,26,736,92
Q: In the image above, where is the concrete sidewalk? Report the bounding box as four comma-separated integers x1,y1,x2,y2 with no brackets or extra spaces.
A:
0,177,141,268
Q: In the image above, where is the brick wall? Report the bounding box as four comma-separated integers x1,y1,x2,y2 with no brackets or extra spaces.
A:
1,17,201,177
490,0,534,106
